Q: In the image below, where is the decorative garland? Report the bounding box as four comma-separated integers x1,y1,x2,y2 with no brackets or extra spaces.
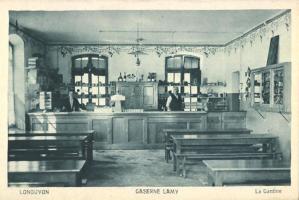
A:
224,11,291,55
45,11,291,58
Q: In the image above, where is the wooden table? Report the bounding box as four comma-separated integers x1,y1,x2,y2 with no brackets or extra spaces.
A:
203,159,290,186
163,128,252,162
8,160,86,187
172,134,278,154
8,134,93,162
171,134,280,176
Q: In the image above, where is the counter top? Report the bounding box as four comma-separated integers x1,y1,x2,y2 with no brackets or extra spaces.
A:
28,111,208,116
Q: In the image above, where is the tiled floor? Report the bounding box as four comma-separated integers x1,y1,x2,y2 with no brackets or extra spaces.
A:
85,150,209,187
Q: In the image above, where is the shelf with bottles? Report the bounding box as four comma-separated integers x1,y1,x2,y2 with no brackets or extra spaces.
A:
273,69,284,105
117,72,157,82
250,62,291,113
261,71,270,104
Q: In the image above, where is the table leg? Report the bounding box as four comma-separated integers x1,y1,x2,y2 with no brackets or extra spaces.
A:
165,145,170,163
182,157,186,178
173,152,177,171
214,172,223,186
87,140,93,162
176,157,181,176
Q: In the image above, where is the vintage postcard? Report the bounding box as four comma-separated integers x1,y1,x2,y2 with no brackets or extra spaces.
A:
0,0,298,200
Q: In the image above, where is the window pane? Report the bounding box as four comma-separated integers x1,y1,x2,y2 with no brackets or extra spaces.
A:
191,86,198,94
191,58,199,69
82,73,89,84
82,98,88,105
81,57,89,68
184,86,190,94
92,98,98,105
166,57,181,69
74,58,81,69
184,97,190,102
92,74,98,86
99,58,107,69
167,73,174,82
82,86,88,94
75,86,82,95
92,87,99,95
174,57,181,68
99,76,106,84
191,97,197,102
166,57,174,68
91,57,99,68
75,76,81,85
99,86,106,94
174,73,181,83
184,57,192,69
184,73,190,83
99,98,106,106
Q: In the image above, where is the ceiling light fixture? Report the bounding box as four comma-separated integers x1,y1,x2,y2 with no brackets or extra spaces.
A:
128,24,148,66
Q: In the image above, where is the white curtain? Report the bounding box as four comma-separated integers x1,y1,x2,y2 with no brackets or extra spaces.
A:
8,44,15,127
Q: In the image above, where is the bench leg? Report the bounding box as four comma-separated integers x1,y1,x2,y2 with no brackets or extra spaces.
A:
182,157,186,178
165,146,168,161
173,152,177,171
168,148,172,161
207,174,215,186
176,158,181,176
166,147,171,163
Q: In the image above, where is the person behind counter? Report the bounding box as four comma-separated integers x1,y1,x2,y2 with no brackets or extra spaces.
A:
61,90,83,112
166,87,183,111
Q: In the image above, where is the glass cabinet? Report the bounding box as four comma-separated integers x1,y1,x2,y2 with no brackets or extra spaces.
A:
250,62,291,112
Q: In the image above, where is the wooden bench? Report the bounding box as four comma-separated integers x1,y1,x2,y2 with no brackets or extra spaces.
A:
203,159,290,186
8,132,94,163
8,160,87,187
171,134,282,177
163,128,252,162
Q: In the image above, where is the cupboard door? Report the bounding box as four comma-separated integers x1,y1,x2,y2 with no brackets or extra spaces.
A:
132,85,143,109
143,83,158,110
117,82,157,110
119,85,142,109
143,85,154,109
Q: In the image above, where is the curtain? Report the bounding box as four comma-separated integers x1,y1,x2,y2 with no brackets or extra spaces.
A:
267,35,279,65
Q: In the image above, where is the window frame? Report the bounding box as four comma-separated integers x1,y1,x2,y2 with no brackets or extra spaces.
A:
72,54,108,107
164,55,201,94
165,55,201,111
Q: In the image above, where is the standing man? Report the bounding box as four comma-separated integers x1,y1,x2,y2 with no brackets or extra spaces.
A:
166,87,183,111
62,90,81,112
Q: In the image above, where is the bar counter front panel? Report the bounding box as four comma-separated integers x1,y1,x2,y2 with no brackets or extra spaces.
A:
28,111,246,149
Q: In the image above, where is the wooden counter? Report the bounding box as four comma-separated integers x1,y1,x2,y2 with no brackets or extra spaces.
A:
28,111,247,149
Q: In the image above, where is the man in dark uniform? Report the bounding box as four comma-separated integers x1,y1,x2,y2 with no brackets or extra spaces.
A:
166,87,183,111
61,91,81,112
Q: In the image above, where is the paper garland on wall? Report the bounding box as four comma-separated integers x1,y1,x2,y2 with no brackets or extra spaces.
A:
45,10,291,58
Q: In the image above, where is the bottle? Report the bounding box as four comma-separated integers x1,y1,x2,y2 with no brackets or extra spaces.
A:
147,73,151,82
118,73,123,82
124,72,127,82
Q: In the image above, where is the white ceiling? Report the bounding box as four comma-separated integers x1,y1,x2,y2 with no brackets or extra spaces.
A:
9,10,284,45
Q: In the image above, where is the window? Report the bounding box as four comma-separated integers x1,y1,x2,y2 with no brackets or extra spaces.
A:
165,55,201,111
72,54,108,106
